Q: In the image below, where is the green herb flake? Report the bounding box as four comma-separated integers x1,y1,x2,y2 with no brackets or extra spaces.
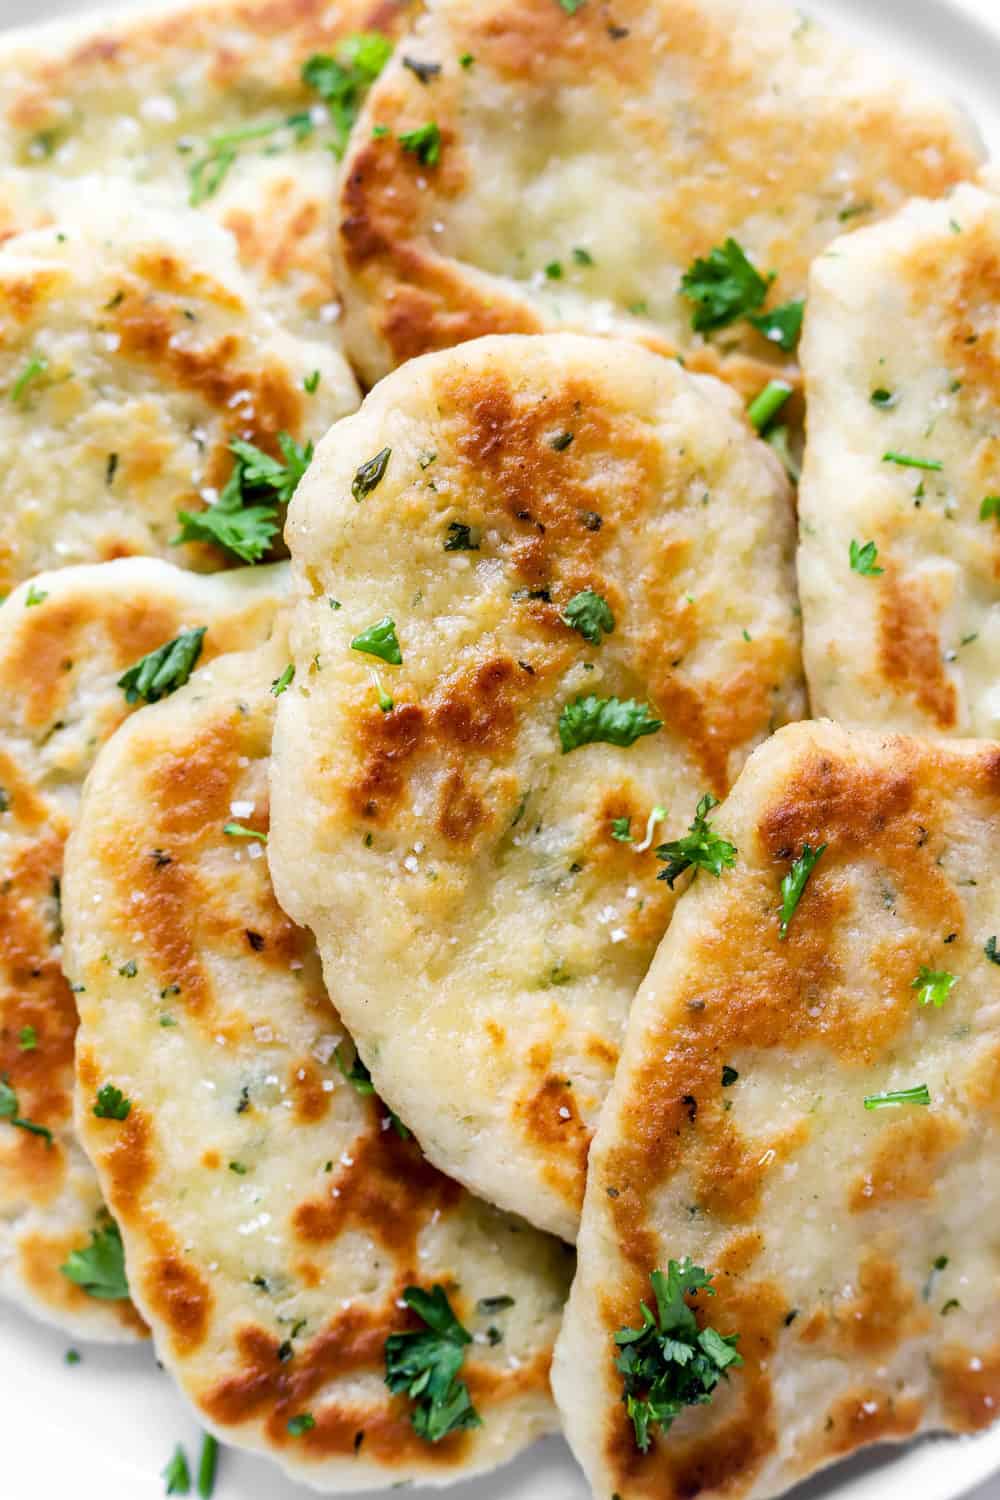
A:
778,842,827,940
175,432,311,564
163,1445,192,1495
398,121,441,166
60,1219,129,1300
748,299,804,352
223,822,268,842
558,695,661,753
680,239,772,333
863,1084,932,1111
444,522,479,551
849,538,883,577
561,589,615,645
979,495,1000,522
271,663,295,697
477,1295,515,1313
721,1066,739,1087
545,260,563,280
304,370,322,394
882,450,942,472
18,1025,37,1051
302,32,394,157
615,1260,742,1453
65,1348,81,1365
870,388,898,408
351,616,402,665
611,816,633,843
196,1433,218,1499
656,793,737,888
0,1074,53,1145
459,52,475,67
558,0,586,12
93,1084,131,1120
11,353,49,404
25,584,48,607
985,936,1000,966
352,446,391,501
118,627,206,705
573,246,594,265
551,431,574,451
188,146,236,205
912,965,957,1008
747,380,793,434
288,1414,316,1437
384,1284,482,1443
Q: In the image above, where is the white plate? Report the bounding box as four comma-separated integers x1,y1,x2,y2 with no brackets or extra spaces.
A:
2,0,1000,1497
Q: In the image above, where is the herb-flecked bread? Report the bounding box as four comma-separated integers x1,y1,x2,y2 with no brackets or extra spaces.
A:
799,182,1000,735
268,332,805,1241
62,632,572,1488
333,0,979,391
554,718,1000,1500
0,557,286,1341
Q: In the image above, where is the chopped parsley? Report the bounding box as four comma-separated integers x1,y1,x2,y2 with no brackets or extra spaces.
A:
749,298,804,351
18,1026,37,1051
477,1294,515,1313
615,1260,742,1453
351,616,402,664
551,431,574,451
558,695,661,753
302,32,394,156
721,1066,739,1087
912,965,957,1008
384,1285,482,1443
10,353,49,403
398,121,442,166
25,583,48,607
863,1084,932,1111
459,52,475,67
271,663,295,696
352,446,391,501
334,1044,409,1138
747,380,792,434
65,1348,81,1365
777,842,826,939
882,451,942,472
444,522,479,551
60,1219,129,1300
985,936,1000,965
979,495,1000,522
175,433,312,563
163,1445,191,1495
558,0,587,11
680,239,772,333
656,793,736,888
545,260,563,280
196,1433,218,1499
573,246,594,266
849,538,883,577
611,816,633,842
93,1084,131,1120
0,1075,52,1145
870,388,897,408
287,1413,316,1437
304,370,322,394
118,627,206,705
223,822,268,842
561,589,615,645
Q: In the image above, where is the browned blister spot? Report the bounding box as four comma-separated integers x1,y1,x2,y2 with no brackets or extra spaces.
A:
938,1342,1000,1431
877,563,958,729
289,1059,332,1124
144,1252,213,1354
347,702,426,822
832,1253,928,1356
807,1388,922,1468
514,1076,591,1217
849,1111,964,1212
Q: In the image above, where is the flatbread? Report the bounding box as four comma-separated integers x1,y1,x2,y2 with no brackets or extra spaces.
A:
62,632,571,1489
0,185,356,594
268,332,805,1240
799,181,1000,736
553,718,1000,1500
0,557,286,1342
0,0,414,334
332,0,980,392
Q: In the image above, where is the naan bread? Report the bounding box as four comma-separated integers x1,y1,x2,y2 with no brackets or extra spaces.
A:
62,633,571,1489
0,557,286,1342
0,186,356,594
269,332,804,1240
799,182,1000,736
553,719,1000,1500
333,0,980,391
0,0,413,334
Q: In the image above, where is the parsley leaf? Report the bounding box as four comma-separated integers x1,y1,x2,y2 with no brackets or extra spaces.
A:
864,1084,931,1110
18,1026,37,1051
352,447,391,501
175,432,311,564
611,816,633,842
562,589,615,645
174,500,280,564
849,539,883,577
10,353,49,404
398,121,441,166
351,617,402,664
444,522,479,551
302,32,394,156
558,0,587,13
749,298,804,351
93,1084,131,1120
60,1219,130,1300
223,822,268,842
25,583,48,607
231,433,313,506
778,842,826,939
656,794,736,888
385,1285,482,1443
287,1413,316,1437
558,695,661,753
680,239,772,333
912,965,957,1008
334,1044,410,1138
980,496,1000,522
118,627,206,705
271,664,295,697
163,1445,191,1495
615,1260,742,1453
0,1074,53,1145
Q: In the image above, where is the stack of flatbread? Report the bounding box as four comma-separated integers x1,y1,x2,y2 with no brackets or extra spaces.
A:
2,0,999,1495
